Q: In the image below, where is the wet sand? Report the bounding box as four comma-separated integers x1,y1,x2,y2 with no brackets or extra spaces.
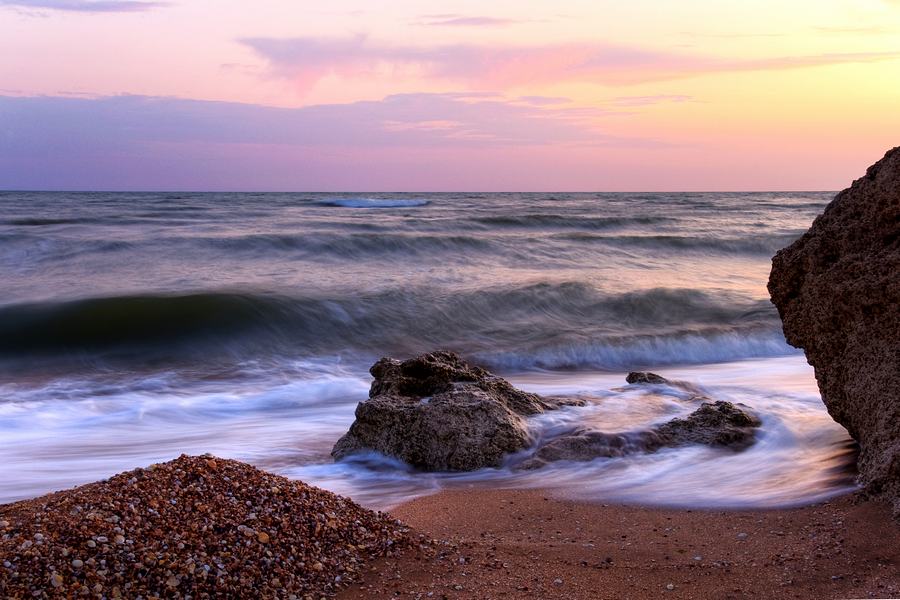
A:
337,489,900,600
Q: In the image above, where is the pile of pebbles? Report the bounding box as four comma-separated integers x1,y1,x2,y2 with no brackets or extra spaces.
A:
0,454,411,599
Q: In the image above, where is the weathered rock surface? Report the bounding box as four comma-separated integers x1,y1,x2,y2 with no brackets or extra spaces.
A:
332,351,583,471
519,379,762,471
769,146,900,514
656,399,762,449
626,371,670,385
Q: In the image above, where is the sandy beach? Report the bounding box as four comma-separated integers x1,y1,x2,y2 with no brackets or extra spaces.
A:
337,489,900,600
2,457,898,599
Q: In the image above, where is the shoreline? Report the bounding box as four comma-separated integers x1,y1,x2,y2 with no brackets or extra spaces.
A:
3,458,897,599
337,488,900,600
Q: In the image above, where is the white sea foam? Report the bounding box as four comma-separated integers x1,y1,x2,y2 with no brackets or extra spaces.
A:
0,356,855,512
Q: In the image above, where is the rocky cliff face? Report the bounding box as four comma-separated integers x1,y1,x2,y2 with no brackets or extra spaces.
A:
769,146,900,514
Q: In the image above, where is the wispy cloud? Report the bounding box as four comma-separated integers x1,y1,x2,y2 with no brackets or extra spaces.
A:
242,35,900,92
609,94,692,107
241,36,701,91
0,0,166,12
517,96,572,106
411,14,543,28
811,24,900,35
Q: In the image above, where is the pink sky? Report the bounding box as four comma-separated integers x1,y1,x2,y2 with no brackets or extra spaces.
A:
0,0,898,190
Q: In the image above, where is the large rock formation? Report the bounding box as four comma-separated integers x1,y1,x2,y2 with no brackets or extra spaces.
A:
332,351,583,471
769,146,900,514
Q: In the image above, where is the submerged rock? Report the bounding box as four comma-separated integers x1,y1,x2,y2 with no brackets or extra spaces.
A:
519,377,761,470
769,146,900,515
332,350,583,471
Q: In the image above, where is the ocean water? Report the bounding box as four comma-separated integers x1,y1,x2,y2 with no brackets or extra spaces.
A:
0,191,856,510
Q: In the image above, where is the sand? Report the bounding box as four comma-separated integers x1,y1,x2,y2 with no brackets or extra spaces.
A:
4,457,899,599
336,489,900,600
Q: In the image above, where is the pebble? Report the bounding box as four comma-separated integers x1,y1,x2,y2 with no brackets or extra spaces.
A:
667,583,675,590
0,454,412,598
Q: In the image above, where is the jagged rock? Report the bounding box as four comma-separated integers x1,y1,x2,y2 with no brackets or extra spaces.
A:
655,400,762,449
626,371,670,384
332,350,583,471
769,146,900,514
519,377,761,470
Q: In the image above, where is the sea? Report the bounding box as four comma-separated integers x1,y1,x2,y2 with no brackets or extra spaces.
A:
0,191,857,510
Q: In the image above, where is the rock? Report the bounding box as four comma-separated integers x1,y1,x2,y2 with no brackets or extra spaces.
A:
518,375,761,470
768,146,900,514
517,430,666,470
332,350,583,471
655,400,762,449
626,371,670,384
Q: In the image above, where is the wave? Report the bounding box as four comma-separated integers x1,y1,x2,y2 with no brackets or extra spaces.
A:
474,214,673,230
0,285,791,372
314,198,429,208
560,233,806,255
0,293,275,359
197,232,492,258
476,329,798,371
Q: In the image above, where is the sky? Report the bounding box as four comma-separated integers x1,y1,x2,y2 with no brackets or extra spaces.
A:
0,0,898,191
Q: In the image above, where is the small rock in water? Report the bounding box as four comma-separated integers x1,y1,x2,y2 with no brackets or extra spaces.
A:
626,371,670,384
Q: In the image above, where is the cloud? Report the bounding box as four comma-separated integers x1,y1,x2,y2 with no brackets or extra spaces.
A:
412,14,528,27
609,94,692,107
241,36,701,92
0,93,676,190
0,92,653,152
811,25,900,35
517,96,572,106
0,0,166,12
241,35,900,92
